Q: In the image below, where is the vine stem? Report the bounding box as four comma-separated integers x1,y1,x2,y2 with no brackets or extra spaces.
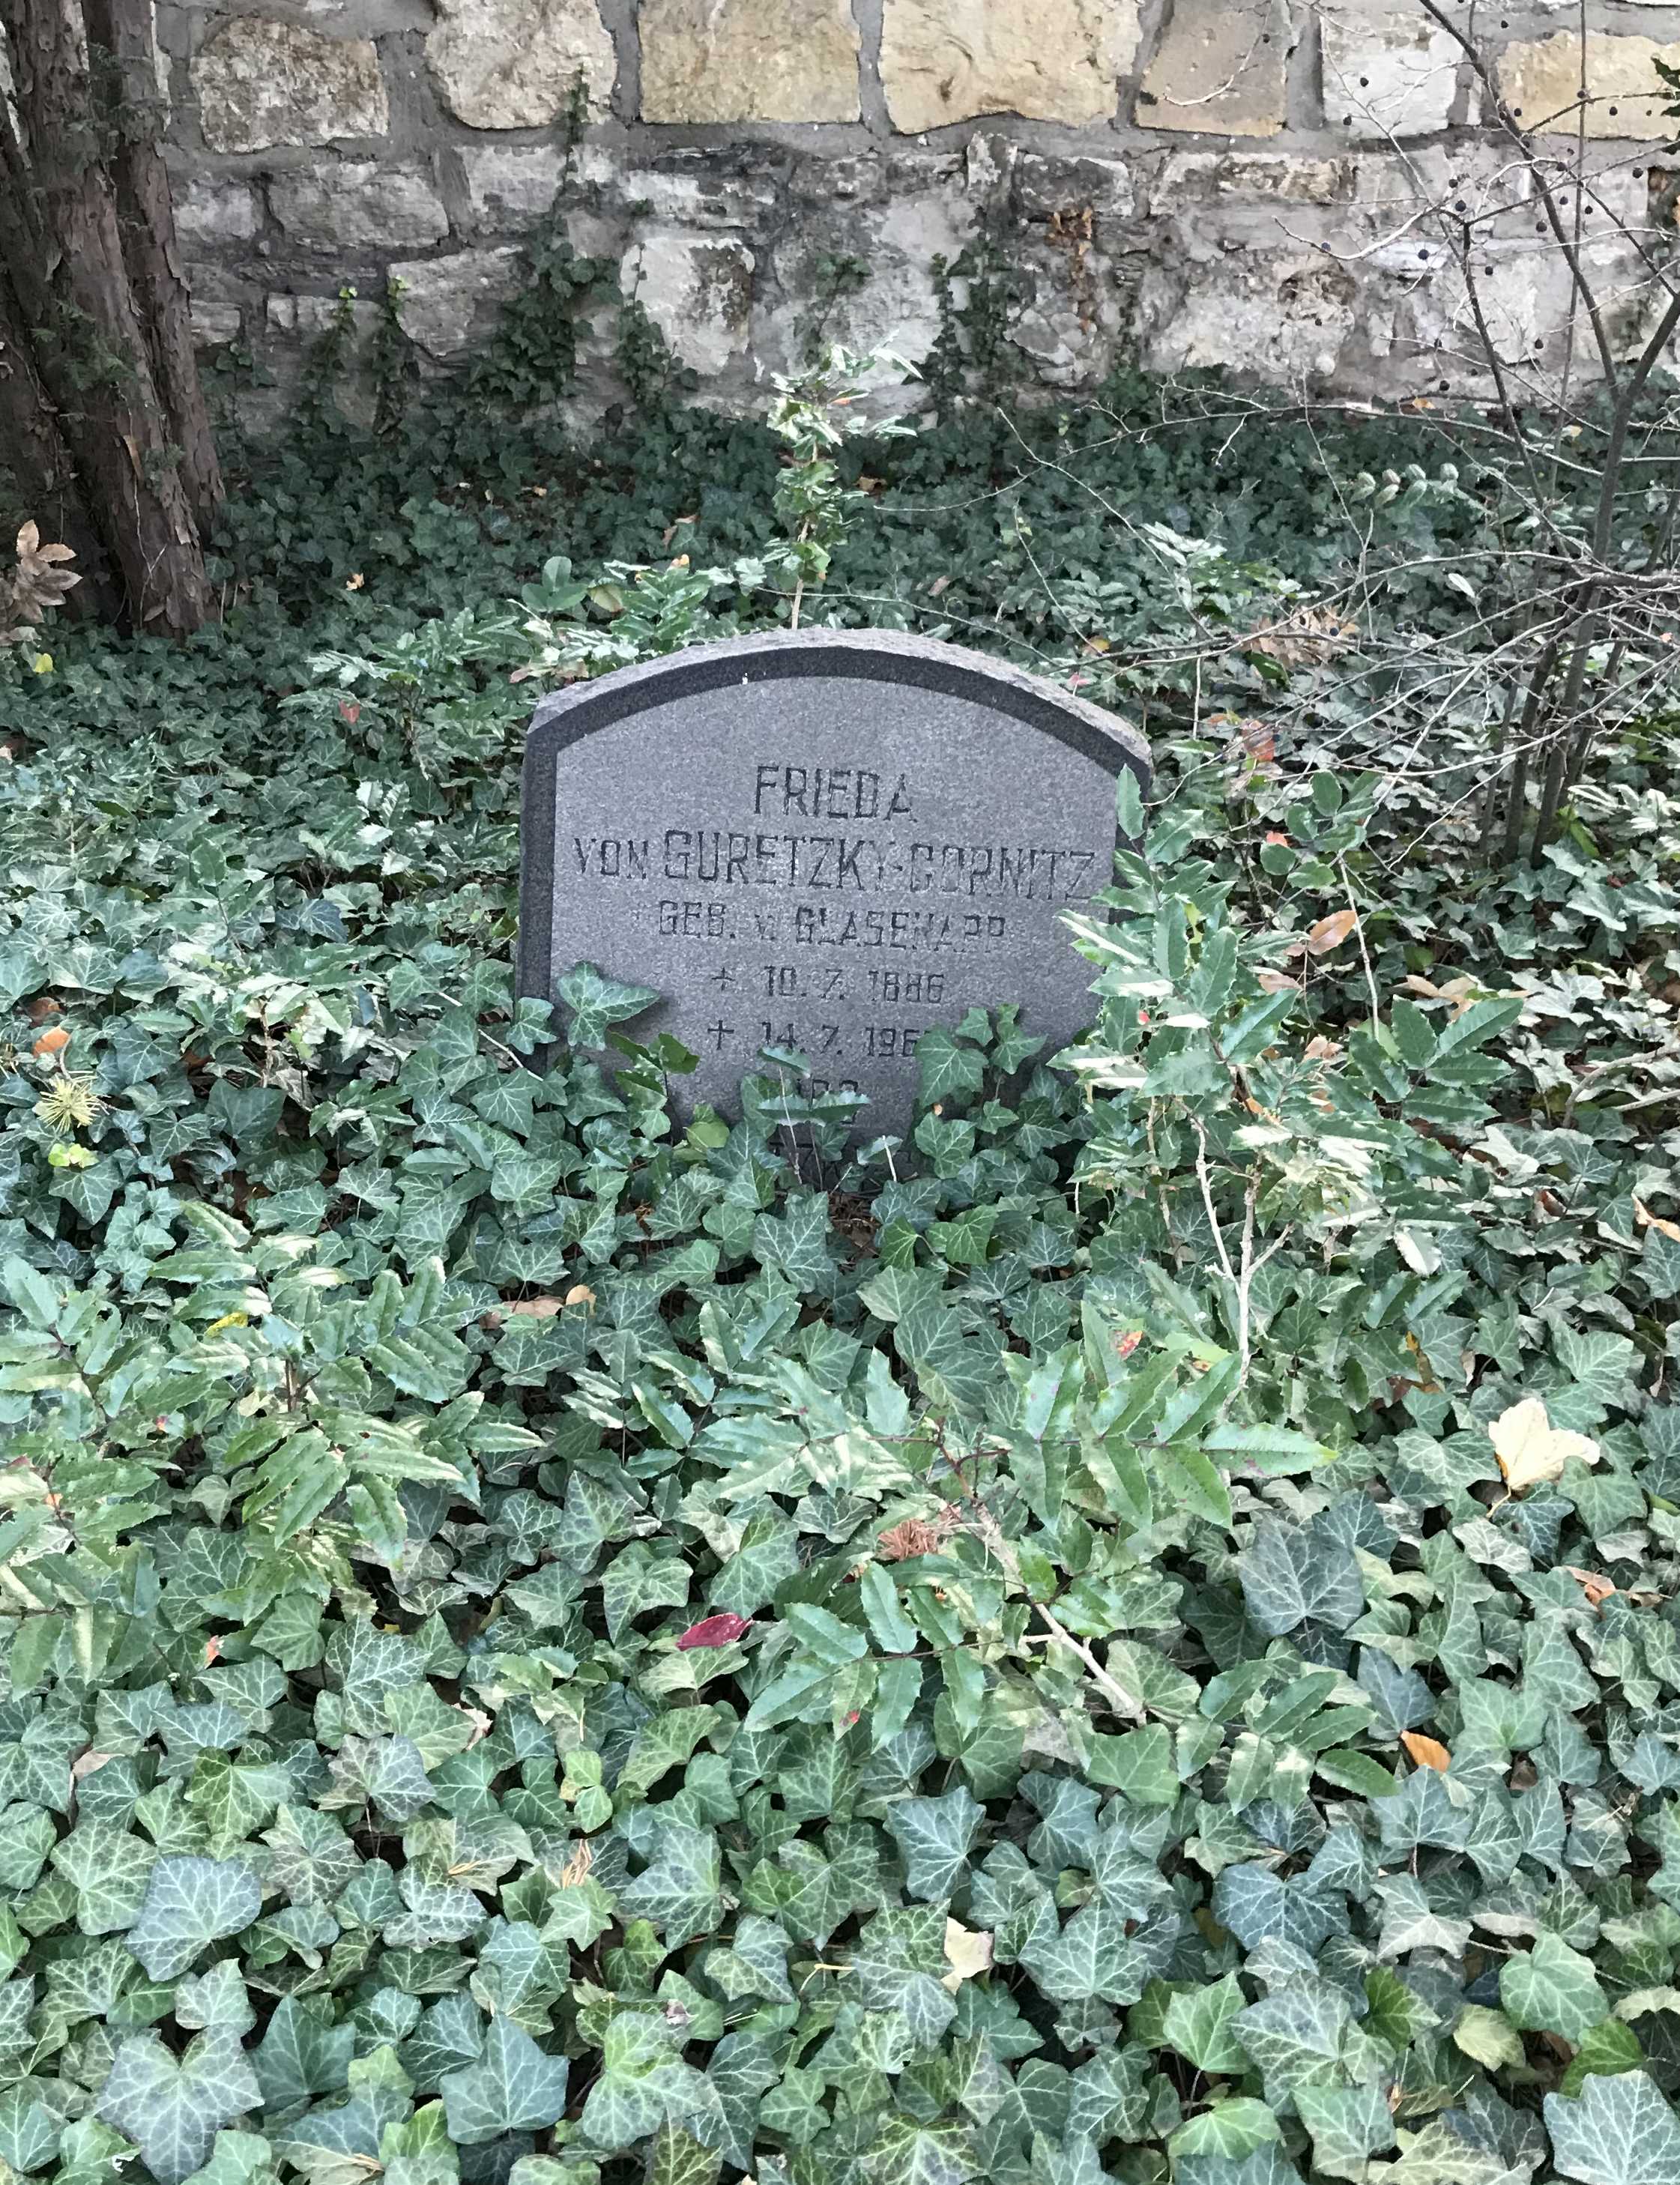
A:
965,1497,1146,1723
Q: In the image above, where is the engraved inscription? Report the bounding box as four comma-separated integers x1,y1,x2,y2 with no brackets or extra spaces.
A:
562,760,1106,1085
522,633,1148,1136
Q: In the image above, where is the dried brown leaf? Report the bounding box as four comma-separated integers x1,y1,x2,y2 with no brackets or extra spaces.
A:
1305,909,1358,956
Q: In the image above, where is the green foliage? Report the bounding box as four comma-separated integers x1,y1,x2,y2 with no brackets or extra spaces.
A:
4,365,1680,2185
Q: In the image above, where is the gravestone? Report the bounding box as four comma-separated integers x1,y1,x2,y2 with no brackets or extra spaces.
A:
519,629,1149,1134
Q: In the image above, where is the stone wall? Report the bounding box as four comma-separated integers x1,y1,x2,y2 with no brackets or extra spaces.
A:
166,0,1680,413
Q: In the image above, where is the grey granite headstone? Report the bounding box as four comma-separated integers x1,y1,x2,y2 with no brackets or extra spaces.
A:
519,630,1149,1135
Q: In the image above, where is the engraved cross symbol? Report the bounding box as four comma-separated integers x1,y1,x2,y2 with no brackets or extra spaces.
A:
708,1019,734,1051
710,965,736,990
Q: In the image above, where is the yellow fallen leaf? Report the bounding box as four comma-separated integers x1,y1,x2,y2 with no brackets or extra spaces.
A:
1489,1397,1600,1493
941,1917,994,1992
564,1284,597,1310
1401,1732,1451,1772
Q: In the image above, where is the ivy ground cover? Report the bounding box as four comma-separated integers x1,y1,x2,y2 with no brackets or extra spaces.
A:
2,406,1680,2185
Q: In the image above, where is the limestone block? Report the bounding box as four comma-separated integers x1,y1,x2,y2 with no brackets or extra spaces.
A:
1136,245,1359,377
641,0,860,122
191,299,244,345
192,19,387,152
1015,151,1138,220
460,145,569,232
620,232,755,375
1321,4,1460,140
880,0,1139,131
1495,31,1680,139
1158,149,1356,199
1137,0,1294,137
608,166,782,232
390,247,525,357
172,175,259,244
426,0,613,129
269,161,449,250
763,187,972,395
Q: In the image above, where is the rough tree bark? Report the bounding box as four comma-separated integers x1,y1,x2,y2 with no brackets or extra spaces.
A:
0,0,220,635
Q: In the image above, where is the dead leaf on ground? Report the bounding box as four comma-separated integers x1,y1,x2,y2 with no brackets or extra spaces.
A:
878,1514,955,1562
1490,1397,1600,1494
1636,1197,1680,1243
1306,909,1359,956
941,1917,994,1991
564,1284,597,1311
560,1840,593,1887
508,1297,564,1318
1401,1732,1452,1772
1256,970,1300,994
1564,1565,1616,1609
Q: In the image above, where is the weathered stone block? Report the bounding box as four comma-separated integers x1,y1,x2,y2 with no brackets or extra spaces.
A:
427,0,613,129
1015,150,1138,220
460,145,569,232
609,166,782,232
390,247,525,356
1495,31,1680,139
269,160,449,250
172,175,259,244
1137,0,1294,136
1136,243,1357,375
1321,4,1460,139
881,0,1138,130
641,0,860,121
1158,148,1356,199
190,298,244,345
620,232,755,375
192,18,387,151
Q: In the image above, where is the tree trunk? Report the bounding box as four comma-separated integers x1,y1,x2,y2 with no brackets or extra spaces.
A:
0,0,216,635
83,0,222,533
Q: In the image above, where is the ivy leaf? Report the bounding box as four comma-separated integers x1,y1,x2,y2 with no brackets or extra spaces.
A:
127,1857,263,1983
1168,2100,1283,2161
1547,2072,1680,2185
441,2015,569,2144
252,1998,355,2112
1237,1521,1365,1635
559,964,660,1049
1502,1931,1609,2042
885,1787,982,1901
97,2031,262,2185
1164,1974,1248,2072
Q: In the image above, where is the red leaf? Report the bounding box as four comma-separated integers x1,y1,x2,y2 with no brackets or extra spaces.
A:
677,1613,750,1651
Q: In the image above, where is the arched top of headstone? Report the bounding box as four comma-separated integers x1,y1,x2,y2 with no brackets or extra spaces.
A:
522,628,1149,776
519,629,1150,1135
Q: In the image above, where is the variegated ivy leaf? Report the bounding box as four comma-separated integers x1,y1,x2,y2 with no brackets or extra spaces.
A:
253,1997,356,2112
1237,1521,1366,1637
440,2015,569,2144
1547,2073,1680,2185
884,1786,982,1901
49,1821,156,1934
96,2030,262,2185
127,1856,263,1983
1502,1932,1610,2043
